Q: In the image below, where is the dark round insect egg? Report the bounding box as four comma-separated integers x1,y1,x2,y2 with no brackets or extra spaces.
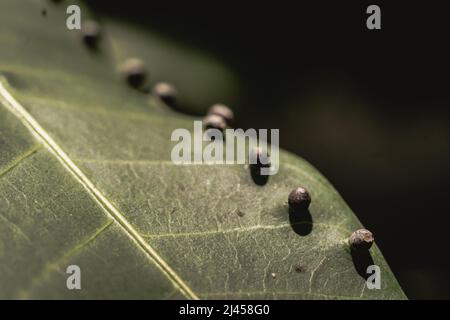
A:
207,104,234,126
202,114,227,132
120,58,147,89
288,187,311,212
152,82,177,107
349,229,374,251
81,20,101,49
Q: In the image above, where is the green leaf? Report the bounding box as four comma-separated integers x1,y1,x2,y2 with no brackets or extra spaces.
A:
0,0,405,299
104,18,242,115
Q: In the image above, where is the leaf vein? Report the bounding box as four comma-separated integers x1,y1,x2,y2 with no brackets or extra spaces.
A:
0,143,42,179
15,220,113,299
0,80,198,300
143,222,351,238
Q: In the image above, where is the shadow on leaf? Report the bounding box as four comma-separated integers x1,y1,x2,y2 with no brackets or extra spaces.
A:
351,249,375,281
288,207,313,236
250,165,269,186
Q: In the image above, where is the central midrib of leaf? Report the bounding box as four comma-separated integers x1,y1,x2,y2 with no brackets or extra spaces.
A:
0,80,198,300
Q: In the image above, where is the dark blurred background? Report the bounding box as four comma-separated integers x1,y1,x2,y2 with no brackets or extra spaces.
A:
87,1,450,299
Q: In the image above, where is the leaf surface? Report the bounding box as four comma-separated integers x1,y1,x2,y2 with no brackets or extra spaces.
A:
0,0,405,299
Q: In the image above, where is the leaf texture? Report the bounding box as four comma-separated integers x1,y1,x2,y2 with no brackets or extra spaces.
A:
0,0,406,299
